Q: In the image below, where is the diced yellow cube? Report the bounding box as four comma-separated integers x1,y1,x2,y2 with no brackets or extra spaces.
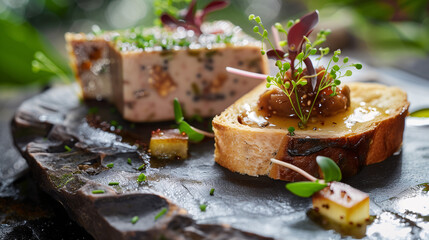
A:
312,181,369,226
149,129,188,159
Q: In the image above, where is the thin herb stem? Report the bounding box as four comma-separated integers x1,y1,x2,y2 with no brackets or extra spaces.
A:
271,25,282,50
270,158,322,183
190,126,214,138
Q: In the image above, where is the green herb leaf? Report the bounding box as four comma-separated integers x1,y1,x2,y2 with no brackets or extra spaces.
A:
178,121,204,142
253,26,259,33
137,173,147,182
108,182,119,186
200,204,207,212
316,156,342,182
155,207,167,220
64,145,71,152
174,99,205,142
173,98,184,123
131,216,139,224
345,70,352,76
137,164,145,170
410,108,429,118
343,57,349,63
248,14,255,20
210,188,215,196
106,163,114,168
288,126,295,136
354,63,363,70
92,189,105,194
127,158,132,165
286,181,327,197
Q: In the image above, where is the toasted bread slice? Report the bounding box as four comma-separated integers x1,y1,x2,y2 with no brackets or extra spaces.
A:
212,82,409,181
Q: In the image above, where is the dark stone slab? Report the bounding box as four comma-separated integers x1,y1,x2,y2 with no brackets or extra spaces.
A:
10,81,429,239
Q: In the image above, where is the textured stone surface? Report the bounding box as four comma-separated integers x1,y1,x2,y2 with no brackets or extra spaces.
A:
9,77,429,239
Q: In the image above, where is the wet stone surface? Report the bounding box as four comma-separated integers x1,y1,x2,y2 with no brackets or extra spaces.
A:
5,83,429,239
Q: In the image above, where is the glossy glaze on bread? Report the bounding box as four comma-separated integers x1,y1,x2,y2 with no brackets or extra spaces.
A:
213,82,409,181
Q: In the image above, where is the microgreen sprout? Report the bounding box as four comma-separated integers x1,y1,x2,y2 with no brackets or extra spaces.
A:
32,51,71,84
131,216,139,224
287,127,295,136
200,204,207,212
155,207,167,220
137,173,147,183
108,182,119,186
137,164,145,171
173,98,214,142
271,156,341,197
234,11,363,128
64,145,72,152
210,188,215,196
127,158,132,165
106,163,114,168
92,189,105,194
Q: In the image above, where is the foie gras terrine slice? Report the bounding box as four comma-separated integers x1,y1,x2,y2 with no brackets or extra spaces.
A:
66,21,269,122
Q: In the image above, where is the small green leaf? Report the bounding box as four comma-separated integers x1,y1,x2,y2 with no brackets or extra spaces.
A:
334,79,341,85
279,40,287,47
178,121,204,142
253,26,259,33
248,14,255,21
64,145,71,152
288,126,295,136
255,16,261,23
131,216,139,224
316,156,342,182
287,20,294,27
106,163,114,168
210,188,215,196
343,57,349,63
274,22,283,30
200,204,207,211
155,208,167,220
286,181,327,197
296,52,304,61
333,65,340,71
330,86,337,96
137,173,147,182
173,98,184,124
263,29,268,37
333,56,339,63
310,49,317,55
345,70,352,76
354,63,363,70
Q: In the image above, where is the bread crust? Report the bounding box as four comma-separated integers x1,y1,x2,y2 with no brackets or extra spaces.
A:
213,82,409,181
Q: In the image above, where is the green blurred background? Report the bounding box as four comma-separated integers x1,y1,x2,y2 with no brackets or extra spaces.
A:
0,0,428,87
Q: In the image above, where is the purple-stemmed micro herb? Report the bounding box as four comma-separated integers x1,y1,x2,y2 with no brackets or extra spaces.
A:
160,0,229,35
227,11,362,128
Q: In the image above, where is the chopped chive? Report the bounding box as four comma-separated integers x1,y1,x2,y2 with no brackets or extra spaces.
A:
92,189,105,194
137,164,145,170
106,163,114,168
108,182,119,186
200,204,207,212
127,158,132,165
137,173,146,182
154,208,167,220
110,120,118,127
64,145,71,152
131,216,139,224
210,188,215,196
